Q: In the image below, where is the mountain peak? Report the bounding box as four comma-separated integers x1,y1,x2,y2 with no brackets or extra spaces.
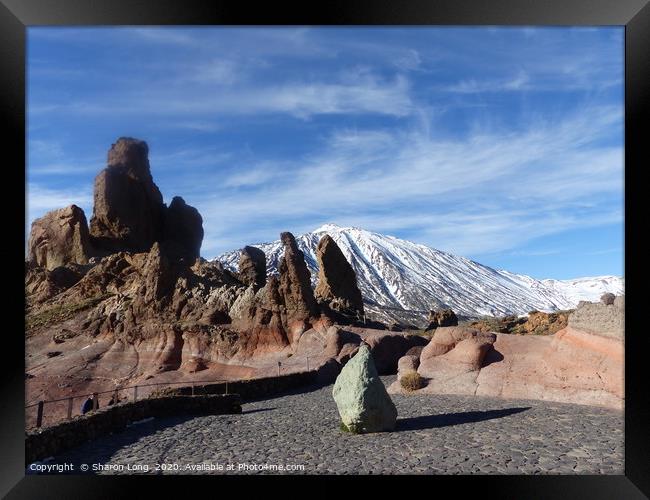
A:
313,222,373,234
313,222,352,233
313,222,343,232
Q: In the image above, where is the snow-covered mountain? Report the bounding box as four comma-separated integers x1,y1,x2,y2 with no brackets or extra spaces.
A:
541,276,624,305
216,223,623,326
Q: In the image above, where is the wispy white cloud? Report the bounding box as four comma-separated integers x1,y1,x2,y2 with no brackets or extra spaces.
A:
222,165,284,188
445,71,531,93
181,104,623,257
30,76,413,118
28,163,102,176
393,49,422,71
185,59,244,86
26,183,94,226
165,121,222,132
30,72,413,120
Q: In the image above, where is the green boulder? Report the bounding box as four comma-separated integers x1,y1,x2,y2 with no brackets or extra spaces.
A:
332,344,397,433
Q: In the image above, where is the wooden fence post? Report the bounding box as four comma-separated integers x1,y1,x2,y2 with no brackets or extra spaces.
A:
92,392,99,410
66,397,73,420
36,401,44,428
133,386,138,402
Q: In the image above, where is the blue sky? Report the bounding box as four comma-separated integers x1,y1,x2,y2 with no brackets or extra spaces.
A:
26,27,624,280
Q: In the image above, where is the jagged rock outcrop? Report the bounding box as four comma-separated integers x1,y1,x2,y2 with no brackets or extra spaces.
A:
28,205,94,270
228,232,324,354
89,137,165,253
230,276,290,356
426,308,458,330
137,242,177,309
163,196,204,261
238,246,266,289
278,232,319,340
25,261,88,304
314,234,364,320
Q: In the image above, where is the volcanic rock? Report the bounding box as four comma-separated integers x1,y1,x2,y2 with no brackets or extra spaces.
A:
139,242,177,307
230,276,290,356
314,234,364,320
397,354,420,381
405,345,424,358
518,310,569,335
332,344,397,433
337,343,360,366
418,326,496,378
89,137,165,253
278,232,319,340
363,332,428,374
228,234,333,357
28,205,94,270
600,292,616,305
568,295,624,340
163,196,204,261
238,246,266,289
25,261,88,304
387,298,624,408
426,308,458,330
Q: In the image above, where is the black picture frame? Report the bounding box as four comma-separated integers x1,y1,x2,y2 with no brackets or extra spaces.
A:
3,0,648,497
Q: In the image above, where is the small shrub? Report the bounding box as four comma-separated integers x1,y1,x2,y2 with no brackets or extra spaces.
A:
339,421,361,434
400,372,424,391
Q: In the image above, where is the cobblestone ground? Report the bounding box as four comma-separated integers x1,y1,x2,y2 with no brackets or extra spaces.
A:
45,377,624,475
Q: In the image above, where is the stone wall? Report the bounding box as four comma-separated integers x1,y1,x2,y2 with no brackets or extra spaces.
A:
26,394,241,465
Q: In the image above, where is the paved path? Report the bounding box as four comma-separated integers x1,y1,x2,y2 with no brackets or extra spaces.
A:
45,377,623,475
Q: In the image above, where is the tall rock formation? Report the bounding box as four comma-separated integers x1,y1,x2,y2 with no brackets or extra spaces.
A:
28,205,94,270
314,234,364,320
238,246,267,289
278,232,319,339
89,137,165,253
229,232,322,353
163,196,204,261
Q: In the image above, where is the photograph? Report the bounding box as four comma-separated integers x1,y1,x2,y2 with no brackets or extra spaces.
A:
23,25,626,477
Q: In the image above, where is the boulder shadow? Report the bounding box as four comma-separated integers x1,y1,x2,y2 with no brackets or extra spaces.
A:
241,407,276,414
396,407,530,431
